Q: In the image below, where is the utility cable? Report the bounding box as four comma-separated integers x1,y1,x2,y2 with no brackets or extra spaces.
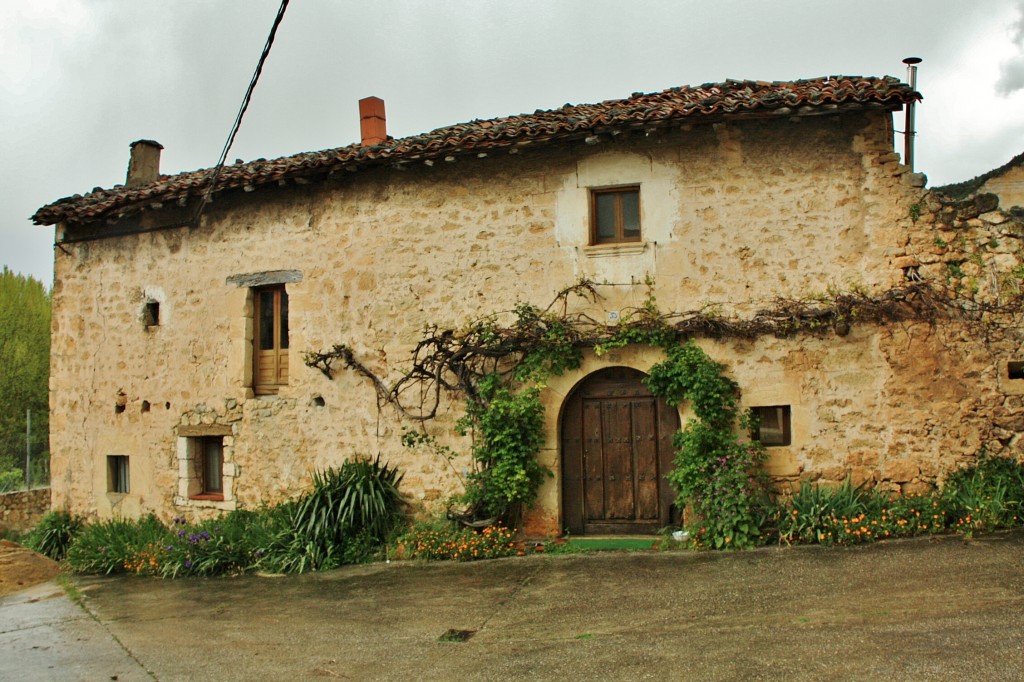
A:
193,0,290,227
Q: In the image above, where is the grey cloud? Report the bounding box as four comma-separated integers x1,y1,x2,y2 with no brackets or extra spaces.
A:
997,1,1024,95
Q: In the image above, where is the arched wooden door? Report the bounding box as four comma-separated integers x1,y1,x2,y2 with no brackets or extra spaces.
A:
560,367,681,535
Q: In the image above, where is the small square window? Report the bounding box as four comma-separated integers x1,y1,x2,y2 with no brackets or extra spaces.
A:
107,455,130,493
143,301,160,327
590,186,641,245
190,437,223,499
1008,361,1024,380
751,406,792,446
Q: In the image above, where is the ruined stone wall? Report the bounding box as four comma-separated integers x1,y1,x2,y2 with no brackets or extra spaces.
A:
980,164,1024,210
47,109,1024,530
0,488,50,534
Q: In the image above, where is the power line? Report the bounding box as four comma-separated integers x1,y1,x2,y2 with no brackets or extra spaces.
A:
193,0,291,226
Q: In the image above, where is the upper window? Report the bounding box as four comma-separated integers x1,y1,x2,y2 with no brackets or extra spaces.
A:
590,186,641,245
253,286,289,394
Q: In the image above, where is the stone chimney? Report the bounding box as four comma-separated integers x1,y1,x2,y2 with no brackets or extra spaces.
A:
359,97,387,146
126,139,164,188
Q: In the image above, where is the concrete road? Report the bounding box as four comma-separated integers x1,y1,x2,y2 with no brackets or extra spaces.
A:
2,531,1023,681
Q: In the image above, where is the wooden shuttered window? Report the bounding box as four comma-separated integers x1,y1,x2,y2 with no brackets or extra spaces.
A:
253,286,289,394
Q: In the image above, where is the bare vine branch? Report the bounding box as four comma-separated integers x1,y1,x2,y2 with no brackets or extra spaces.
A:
304,278,1024,421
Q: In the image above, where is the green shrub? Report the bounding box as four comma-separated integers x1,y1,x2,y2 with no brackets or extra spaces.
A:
457,374,548,522
25,510,82,561
160,510,278,578
943,455,1024,535
647,341,769,550
396,520,518,561
775,479,947,546
60,458,405,577
0,468,23,493
66,514,169,575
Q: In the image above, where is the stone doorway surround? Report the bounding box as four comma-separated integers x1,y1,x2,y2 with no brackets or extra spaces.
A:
559,366,680,535
527,345,689,537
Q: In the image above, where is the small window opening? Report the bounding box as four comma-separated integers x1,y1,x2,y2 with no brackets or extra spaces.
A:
107,455,130,493
141,400,151,413
165,401,171,410
1009,361,1024,380
312,395,326,407
189,437,224,499
115,403,126,414
751,406,792,446
143,301,160,327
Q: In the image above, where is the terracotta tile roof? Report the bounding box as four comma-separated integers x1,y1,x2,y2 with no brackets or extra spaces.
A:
33,76,919,226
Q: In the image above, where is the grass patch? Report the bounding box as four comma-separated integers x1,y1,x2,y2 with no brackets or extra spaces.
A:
546,537,657,554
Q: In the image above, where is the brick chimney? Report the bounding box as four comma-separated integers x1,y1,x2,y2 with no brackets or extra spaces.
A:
359,96,387,146
126,139,163,188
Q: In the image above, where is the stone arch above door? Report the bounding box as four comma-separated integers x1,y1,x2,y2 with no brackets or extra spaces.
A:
559,366,681,535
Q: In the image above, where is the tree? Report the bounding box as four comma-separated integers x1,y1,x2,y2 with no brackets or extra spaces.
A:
0,267,50,488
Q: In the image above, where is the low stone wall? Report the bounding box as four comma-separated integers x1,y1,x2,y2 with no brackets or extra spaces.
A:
0,488,50,534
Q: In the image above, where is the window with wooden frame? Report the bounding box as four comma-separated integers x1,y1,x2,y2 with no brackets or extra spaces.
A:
107,455,129,494
590,186,641,245
253,286,289,394
190,437,224,499
750,406,792,447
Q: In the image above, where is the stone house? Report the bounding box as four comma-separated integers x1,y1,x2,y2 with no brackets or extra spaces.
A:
32,76,1024,536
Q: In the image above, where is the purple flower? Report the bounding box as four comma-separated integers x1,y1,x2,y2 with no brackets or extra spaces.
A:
178,529,186,537
184,560,193,568
166,545,174,551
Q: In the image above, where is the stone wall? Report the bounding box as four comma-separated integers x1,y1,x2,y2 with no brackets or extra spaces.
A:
980,164,1024,210
45,107,1024,532
0,488,50,533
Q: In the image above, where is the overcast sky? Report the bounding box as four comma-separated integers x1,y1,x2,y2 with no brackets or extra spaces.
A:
4,0,1024,286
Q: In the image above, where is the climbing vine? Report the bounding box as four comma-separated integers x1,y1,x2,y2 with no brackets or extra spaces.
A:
304,276,1024,540
646,342,768,549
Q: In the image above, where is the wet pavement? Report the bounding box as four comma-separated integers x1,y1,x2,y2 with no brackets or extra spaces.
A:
2,531,1023,681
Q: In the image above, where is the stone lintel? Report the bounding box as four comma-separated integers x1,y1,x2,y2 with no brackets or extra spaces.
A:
177,424,233,437
226,270,303,288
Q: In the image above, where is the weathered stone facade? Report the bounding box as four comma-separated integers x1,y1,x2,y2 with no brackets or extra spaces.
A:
36,80,1024,535
980,162,1024,210
0,488,50,534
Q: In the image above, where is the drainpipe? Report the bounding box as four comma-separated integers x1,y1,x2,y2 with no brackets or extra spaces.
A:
903,57,922,171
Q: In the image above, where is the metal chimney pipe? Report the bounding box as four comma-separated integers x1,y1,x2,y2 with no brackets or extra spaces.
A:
903,57,922,171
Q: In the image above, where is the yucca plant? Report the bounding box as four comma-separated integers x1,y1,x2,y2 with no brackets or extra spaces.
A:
263,455,405,573
25,510,83,561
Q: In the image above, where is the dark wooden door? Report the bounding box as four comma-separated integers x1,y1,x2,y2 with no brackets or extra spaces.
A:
561,368,680,535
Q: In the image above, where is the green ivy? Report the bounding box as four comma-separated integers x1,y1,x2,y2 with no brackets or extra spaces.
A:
646,341,768,549
456,374,550,520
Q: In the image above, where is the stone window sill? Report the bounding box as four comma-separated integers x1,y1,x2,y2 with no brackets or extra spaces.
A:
189,493,224,501
582,242,649,259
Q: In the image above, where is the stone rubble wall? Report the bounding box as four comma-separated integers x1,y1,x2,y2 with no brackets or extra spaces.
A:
0,488,51,534
980,163,1024,211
